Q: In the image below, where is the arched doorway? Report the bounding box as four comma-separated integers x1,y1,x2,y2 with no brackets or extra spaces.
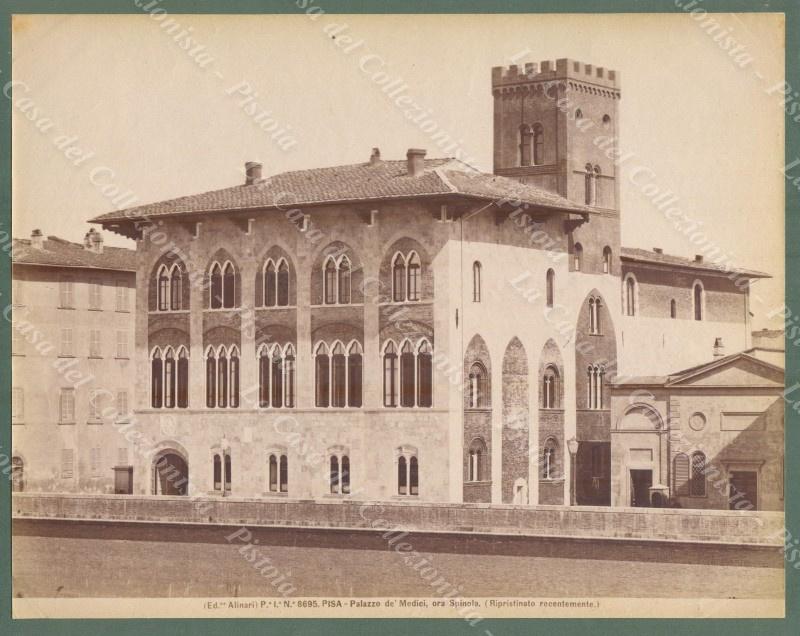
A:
152,451,189,495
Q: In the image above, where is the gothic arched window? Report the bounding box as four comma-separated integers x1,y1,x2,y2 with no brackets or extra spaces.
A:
324,258,337,305
603,246,612,274
277,260,289,306
468,438,486,482
417,340,433,408
383,341,398,407
542,365,559,409
542,438,558,479
392,254,406,301
468,362,487,409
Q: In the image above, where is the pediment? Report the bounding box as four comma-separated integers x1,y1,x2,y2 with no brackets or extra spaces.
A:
666,354,784,389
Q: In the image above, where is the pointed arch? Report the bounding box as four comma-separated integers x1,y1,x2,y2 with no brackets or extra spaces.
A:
206,249,240,309
539,338,564,410
150,252,189,312
312,241,363,306
502,336,529,503
380,237,433,304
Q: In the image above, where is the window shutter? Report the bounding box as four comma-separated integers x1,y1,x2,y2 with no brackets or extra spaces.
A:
674,453,690,496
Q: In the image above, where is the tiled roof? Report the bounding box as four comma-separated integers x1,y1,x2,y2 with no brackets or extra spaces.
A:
90,158,592,224
620,247,770,279
611,349,785,386
12,236,136,271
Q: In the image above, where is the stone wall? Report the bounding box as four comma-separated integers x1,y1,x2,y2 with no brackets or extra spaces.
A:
11,493,784,545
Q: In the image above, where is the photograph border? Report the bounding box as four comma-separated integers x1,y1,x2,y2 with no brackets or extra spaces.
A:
0,1,796,634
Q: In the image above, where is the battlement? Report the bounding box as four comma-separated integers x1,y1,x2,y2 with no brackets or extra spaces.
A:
492,58,619,90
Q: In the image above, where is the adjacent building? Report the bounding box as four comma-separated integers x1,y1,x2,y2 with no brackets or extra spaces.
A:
11,229,137,494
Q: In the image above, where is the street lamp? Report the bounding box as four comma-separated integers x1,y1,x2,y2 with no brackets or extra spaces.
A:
567,437,579,506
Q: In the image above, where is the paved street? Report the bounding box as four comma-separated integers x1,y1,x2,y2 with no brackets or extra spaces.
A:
12,519,783,599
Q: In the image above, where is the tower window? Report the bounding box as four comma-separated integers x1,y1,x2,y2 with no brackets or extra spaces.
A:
519,124,532,167
603,246,612,274
472,261,482,302
546,269,554,307
574,243,583,271
533,123,544,165
670,299,677,319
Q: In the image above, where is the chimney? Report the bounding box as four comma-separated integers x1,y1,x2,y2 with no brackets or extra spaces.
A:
84,228,104,254
695,254,703,263
406,148,426,177
369,147,381,165
713,337,725,358
653,247,663,254
245,161,262,185
30,229,44,250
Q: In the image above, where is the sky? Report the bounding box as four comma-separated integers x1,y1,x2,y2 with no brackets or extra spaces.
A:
10,12,785,328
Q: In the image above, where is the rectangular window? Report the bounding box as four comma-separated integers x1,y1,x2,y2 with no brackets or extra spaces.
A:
61,449,74,478
89,390,102,422
89,330,102,357
116,390,128,419
90,447,101,476
117,447,129,466
115,281,129,311
116,330,128,358
12,387,24,423
89,279,102,310
59,277,74,308
60,328,74,356
59,388,75,424
12,323,24,355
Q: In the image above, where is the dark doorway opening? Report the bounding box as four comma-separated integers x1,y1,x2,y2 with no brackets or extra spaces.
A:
630,469,652,507
153,453,189,496
729,471,758,511
114,466,133,494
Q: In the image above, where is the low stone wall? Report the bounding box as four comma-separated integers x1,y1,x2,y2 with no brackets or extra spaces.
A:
11,493,784,545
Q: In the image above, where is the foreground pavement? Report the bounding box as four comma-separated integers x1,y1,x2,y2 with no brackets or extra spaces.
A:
12,519,784,599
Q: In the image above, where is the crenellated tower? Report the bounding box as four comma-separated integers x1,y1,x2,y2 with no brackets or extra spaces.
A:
492,58,622,276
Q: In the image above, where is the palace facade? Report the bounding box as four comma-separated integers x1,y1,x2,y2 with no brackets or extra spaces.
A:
17,58,780,510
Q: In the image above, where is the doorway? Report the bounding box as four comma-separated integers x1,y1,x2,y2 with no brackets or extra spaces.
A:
729,471,758,510
630,469,652,507
153,452,189,495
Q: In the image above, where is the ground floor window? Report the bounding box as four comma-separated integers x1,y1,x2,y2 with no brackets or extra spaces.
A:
213,450,232,492
397,448,419,496
268,453,288,493
329,453,350,494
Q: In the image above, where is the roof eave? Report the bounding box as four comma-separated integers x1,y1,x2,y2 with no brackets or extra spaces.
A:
619,255,771,279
